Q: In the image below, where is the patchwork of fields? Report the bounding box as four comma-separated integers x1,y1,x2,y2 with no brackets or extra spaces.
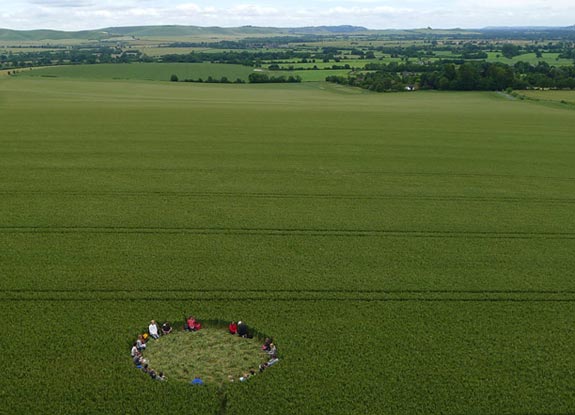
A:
1,77,574,414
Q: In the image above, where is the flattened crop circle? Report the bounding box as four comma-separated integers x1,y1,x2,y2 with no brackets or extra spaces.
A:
131,320,279,385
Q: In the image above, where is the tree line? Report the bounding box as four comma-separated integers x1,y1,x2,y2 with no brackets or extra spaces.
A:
169,73,302,84
0,47,148,69
326,61,575,92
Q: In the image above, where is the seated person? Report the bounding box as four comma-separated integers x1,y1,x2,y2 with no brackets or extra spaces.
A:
136,335,147,351
237,321,248,337
261,338,272,351
267,357,279,367
133,355,143,368
229,321,238,335
148,320,160,339
268,343,277,358
184,316,195,331
161,322,172,335
187,317,202,331
131,343,139,358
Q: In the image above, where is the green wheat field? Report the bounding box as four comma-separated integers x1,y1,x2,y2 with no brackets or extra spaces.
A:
1,74,574,414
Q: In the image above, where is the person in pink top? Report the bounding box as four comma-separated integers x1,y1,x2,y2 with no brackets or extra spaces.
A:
186,316,202,331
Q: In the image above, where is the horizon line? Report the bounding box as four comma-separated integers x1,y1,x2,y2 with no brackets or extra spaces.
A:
1,24,574,33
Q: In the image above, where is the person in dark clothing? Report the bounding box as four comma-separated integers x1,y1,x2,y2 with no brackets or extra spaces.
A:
133,355,143,368
161,322,172,335
237,321,248,337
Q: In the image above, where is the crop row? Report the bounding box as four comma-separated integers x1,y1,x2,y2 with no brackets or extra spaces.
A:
2,166,574,197
1,193,575,234
2,289,575,302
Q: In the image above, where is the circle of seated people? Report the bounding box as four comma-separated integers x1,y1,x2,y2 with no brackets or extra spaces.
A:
130,316,279,384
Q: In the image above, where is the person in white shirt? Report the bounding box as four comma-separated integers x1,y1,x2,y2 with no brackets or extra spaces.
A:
149,320,160,339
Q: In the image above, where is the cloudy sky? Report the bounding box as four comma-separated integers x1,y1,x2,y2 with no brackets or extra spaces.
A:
1,0,574,31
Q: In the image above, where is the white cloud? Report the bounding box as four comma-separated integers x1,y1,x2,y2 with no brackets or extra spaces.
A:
29,0,95,7
1,0,574,30
462,0,572,8
229,4,281,17
322,6,413,17
175,3,202,13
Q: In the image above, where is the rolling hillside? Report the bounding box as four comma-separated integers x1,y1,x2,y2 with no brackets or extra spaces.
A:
0,25,370,42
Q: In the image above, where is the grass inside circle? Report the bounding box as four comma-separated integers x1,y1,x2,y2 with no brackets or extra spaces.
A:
143,328,269,384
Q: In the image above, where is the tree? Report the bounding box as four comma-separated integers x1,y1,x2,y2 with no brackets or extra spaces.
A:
485,63,514,90
170,74,179,82
248,72,270,83
456,63,481,90
501,43,520,59
443,63,457,81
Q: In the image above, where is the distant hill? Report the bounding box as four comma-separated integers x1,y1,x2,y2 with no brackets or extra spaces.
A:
1,24,573,42
481,25,575,31
94,25,370,37
0,28,108,41
286,25,368,34
0,25,369,42
98,25,284,37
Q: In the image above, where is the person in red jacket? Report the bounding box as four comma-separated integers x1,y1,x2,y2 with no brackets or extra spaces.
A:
229,321,238,335
187,316,201,331
186,316,194,331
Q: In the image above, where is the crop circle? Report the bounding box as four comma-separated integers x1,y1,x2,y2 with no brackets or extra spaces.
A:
131,320,278,385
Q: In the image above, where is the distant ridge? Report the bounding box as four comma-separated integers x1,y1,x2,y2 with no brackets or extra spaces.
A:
0,25,369,41
1,24,574,42
285,25,368,34
481,25,575,31
0,28,108,41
